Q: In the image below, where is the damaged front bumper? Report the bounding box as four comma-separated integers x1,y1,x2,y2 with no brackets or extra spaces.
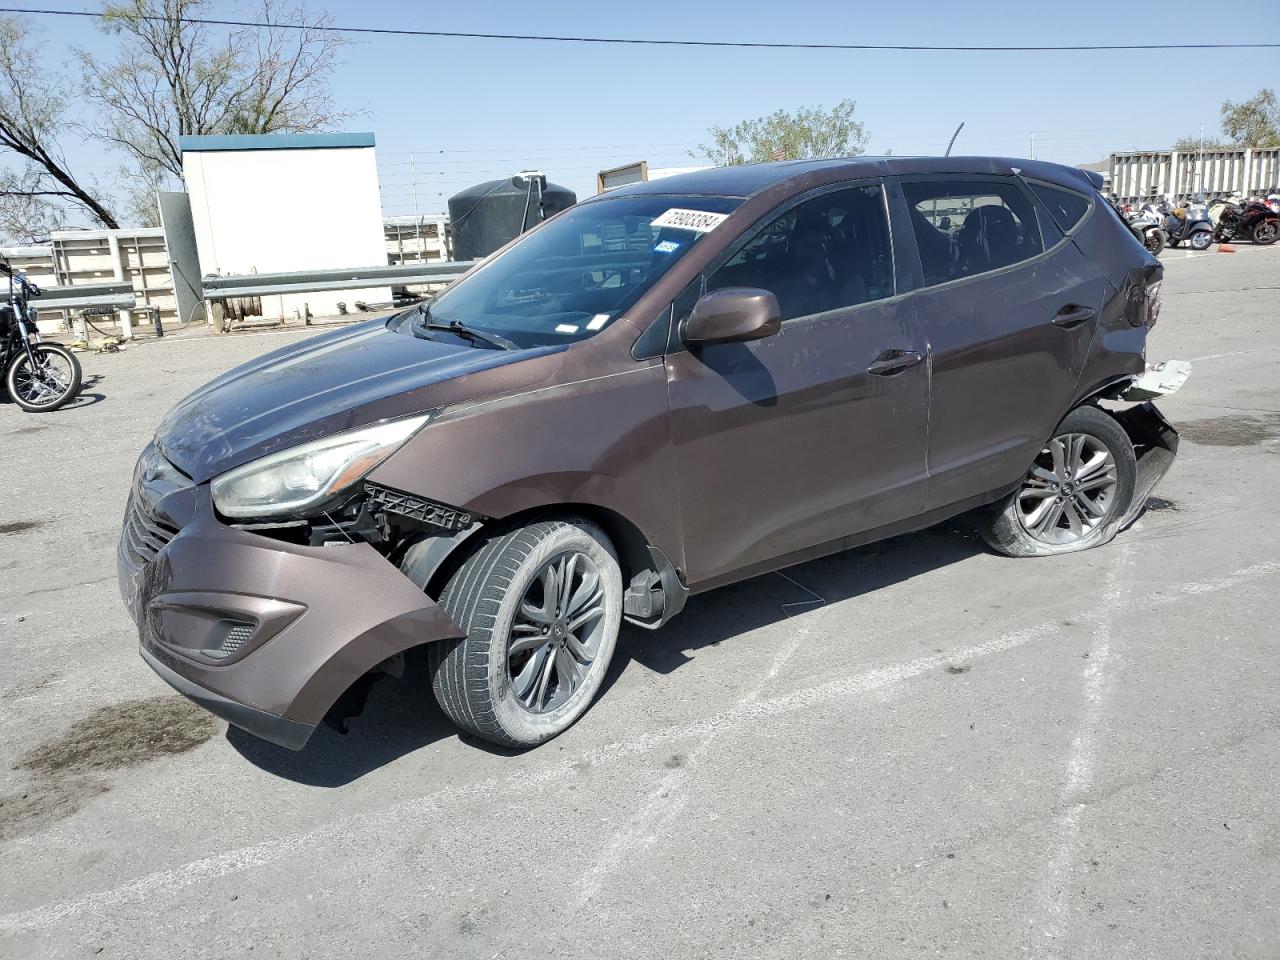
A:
117,451,464,750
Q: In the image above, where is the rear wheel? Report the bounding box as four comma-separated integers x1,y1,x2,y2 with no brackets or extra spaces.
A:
1252,220,1278,245
978,405,1136,558
5,343,82,412
428,518,623,747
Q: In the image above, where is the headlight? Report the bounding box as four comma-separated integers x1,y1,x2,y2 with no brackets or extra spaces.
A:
211,415,430,518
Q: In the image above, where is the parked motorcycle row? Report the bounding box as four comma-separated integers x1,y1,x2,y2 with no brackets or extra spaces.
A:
1110,189,1280,254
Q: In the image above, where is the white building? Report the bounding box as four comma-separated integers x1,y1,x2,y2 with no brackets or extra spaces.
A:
181,132,390,320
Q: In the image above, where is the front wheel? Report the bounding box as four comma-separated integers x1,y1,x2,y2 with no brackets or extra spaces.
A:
1190,231,1213,251
428,518,623,747
1143,229,1166,255
1252,220,1279,245
978,405,1137,558
5,343,82,412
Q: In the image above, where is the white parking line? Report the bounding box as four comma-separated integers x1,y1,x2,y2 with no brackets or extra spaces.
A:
1037,542,1130,950
1,559,1277,936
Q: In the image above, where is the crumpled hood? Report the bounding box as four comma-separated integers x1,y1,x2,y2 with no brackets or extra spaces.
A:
155,318,559,482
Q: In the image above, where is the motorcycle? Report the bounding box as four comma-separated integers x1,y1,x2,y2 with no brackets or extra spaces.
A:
1107,195,1165,254
1159,196,1215,251
1126,205,1166,255
1,257,83,412
1208,193,1280,245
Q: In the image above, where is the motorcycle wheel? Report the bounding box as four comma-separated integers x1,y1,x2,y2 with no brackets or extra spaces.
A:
5,343,83,412
1252,221,1279,245
1144,230,1166,255
1167,238,1180,248
1190,232,1213,251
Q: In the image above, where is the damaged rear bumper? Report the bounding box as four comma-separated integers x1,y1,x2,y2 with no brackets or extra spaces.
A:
1112,400,1180,528
118,466,464,750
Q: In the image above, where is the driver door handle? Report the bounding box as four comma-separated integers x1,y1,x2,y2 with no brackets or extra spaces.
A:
1053,304,1095,329
867,349,924,376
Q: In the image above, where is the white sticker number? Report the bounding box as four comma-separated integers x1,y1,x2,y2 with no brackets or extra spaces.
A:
651,208,729,234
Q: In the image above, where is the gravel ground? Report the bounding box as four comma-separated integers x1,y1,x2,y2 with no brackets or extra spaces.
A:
1,244,1277,959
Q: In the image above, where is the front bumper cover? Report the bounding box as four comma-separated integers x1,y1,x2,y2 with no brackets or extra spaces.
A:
118,462,464,750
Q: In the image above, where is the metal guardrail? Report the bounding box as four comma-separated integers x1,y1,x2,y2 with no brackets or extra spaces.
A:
34,281,138,313
200,261,478,299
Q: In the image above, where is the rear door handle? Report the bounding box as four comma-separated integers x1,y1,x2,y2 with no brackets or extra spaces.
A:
1053,304,1096,329
867,349,924,376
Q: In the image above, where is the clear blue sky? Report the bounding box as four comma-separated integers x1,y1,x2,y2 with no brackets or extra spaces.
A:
13,0,1280,219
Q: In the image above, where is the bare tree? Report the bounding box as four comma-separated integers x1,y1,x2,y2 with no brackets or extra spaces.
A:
81,0,350,188
0,15,121,241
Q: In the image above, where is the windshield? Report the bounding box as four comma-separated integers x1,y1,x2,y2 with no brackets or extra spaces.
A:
404,194,741,349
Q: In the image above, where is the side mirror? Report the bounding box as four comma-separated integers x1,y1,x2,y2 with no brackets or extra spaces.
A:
683,287,781,347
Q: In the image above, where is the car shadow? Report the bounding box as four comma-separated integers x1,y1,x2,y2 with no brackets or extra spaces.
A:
230,517,986,787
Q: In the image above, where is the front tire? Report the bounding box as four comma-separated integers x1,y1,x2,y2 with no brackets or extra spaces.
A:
978,405,1137,558
5,343,82,412
1190,231,1213,251
428,518,623,747
1252,220,1278,245
1143,229,1166,255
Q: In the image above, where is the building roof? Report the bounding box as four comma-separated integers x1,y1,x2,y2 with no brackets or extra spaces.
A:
179,132,376,153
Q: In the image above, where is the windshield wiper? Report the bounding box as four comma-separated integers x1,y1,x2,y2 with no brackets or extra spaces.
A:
412,303,518,351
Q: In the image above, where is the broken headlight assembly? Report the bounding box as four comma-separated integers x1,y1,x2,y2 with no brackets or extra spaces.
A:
211,414,430,519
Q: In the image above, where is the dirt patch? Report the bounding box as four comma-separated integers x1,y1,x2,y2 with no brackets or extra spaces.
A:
1176,415,1280,447
0,778,110,842
1144,496,1180,512
945,665,970,675
3,697,216,841
0,519,44,535
17,696,217,776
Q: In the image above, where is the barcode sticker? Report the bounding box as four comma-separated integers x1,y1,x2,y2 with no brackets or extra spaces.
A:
651,208,729,233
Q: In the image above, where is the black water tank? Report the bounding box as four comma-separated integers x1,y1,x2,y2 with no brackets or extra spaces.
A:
448,174,576,261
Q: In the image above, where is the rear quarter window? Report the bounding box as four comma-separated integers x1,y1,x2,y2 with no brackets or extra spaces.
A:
1028,183,1091,234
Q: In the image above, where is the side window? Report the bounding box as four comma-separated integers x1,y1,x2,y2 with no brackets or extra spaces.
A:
900,178,1044,287
706,184,894,322
1028,182,1091,234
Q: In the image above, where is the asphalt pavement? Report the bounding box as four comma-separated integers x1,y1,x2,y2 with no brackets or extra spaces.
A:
1,243,1277,959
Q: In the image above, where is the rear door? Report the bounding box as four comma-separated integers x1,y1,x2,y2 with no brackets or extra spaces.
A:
664,180,930,587
892,174,1107,508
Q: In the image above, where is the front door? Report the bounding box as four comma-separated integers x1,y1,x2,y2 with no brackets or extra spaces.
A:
665,182,929,588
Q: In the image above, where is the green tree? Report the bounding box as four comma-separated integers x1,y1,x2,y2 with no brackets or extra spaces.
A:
693,100,869,166
1220,89,1280,148
0,15,120,241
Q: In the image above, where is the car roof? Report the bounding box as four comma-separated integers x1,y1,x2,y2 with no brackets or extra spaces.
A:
596,156,1100,200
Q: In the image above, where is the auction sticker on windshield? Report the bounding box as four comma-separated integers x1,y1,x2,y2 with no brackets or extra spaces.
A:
651,208,730,233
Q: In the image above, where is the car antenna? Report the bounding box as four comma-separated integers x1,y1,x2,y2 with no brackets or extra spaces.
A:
944,122,965,157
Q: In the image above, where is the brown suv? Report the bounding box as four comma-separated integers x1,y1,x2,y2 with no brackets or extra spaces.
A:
119,156,1179,751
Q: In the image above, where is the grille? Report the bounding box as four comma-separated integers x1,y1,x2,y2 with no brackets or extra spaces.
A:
122,494,180,566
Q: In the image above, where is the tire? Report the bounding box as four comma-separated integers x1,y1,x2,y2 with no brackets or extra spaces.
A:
978,405,1137,558
1190,231,1213,251
1143,229,1165,255
1167,237,1180,248
1252,220,1279,245
5,343,82,412
428,518,623,747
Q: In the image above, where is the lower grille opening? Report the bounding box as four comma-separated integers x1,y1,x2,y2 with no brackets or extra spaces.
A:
200,619,256,661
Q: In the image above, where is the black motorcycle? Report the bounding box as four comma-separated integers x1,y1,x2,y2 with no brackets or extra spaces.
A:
1,257,82,412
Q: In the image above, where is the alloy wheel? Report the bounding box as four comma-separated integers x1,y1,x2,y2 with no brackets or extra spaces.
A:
11,352,73,407
1016,433,1119,545
507,551,607,714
